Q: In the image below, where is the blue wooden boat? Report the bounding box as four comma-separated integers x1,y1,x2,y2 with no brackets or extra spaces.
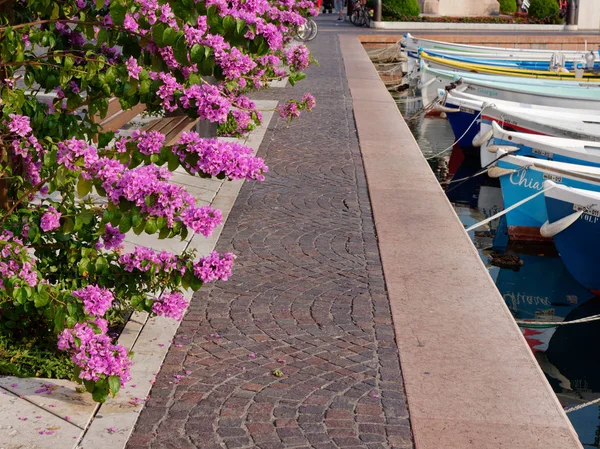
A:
542,181,600,294
490,151,600,241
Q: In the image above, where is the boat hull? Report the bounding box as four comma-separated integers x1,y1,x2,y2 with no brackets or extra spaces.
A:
444,106,480,152
496,159,600,241
483,125,600,168
545,193,600,294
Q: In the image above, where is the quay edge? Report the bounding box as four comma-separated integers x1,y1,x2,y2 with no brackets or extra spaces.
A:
340,34,583,449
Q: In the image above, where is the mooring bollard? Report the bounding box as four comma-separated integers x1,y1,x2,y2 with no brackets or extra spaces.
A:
373,0,382,22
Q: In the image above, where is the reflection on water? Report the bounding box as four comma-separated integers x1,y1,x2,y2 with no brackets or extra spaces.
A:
394,88,600,448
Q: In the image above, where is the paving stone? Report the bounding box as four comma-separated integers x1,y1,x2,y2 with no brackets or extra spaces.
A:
126,17,412,449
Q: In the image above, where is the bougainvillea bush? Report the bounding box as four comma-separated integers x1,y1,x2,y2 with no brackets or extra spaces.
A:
0,0,315,403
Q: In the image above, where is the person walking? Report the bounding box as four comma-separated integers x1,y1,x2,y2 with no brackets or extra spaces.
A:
335,0,344,21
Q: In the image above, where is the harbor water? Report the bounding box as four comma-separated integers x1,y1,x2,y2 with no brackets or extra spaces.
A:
395,89,600,448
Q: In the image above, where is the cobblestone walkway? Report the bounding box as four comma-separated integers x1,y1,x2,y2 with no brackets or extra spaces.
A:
127,18,413,449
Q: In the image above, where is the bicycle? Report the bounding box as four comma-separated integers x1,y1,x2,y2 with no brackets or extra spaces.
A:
350,0,371,27
295,17,318,42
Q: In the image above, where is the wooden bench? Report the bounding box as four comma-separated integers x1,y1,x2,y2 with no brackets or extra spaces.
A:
141,115,200,146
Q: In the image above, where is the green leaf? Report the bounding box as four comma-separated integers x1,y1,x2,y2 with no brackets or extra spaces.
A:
110,1,127,26
173,34,189,66
78,258,90,276
95,257,109,273
223,16,235,33
34,292,50,308
96,0,105,9
144,218,158,235
92,381,108,403
131,208,142,227
190,44,205,64
158,227,170,240
13,287,27,305
118,215,131,233
199,57,214,77
62,217,74,233
77,177,93,198
180,226,189,241
108,376,121,397
84,379,95,393
167,151,180,171
190,276,203,291
139,79,151,95
152,22,166,47
54,307,66,330
163,27,178,47
156,216,167,230
133,220,145,235
236,18,246,35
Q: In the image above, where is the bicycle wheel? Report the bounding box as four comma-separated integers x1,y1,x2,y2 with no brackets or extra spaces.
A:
363,9,371,27
305,18,318,41
295,22,310,41
351,10,365,26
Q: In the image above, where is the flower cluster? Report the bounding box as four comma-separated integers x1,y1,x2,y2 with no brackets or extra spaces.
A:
119,130,165,155
99,223,125,251
119,247,183,274
175,131,268,181
3,114,45,189
6,114,32,137
73,285,114,317
193,251,235,283
40,207,61,232
0,231,38,289
151,292,188,321
119,246,234,285
277,94,317,120
286,45,311,71
58,320,132,386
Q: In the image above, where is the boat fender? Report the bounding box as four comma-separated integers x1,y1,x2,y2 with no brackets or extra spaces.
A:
472,129,493,147
540,211,583,238
440,112,447,119
432,104,460,113
487,166,519,178
486,145,520,154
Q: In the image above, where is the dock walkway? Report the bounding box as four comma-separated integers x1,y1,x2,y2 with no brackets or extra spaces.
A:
127,17,412,449
126,17,583,449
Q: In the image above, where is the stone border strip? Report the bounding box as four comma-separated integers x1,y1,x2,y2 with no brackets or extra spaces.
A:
339,34,583,449
371,21,569,31
0,101,277,449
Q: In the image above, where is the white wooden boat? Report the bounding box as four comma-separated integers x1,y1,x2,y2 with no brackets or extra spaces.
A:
420,61,600,105
421,65,600,109
403,33,595,58
481,121,600,168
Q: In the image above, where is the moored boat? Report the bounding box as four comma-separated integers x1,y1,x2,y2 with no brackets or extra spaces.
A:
542,181,600,294
403,33,596,59
423,49,600,71
438,90,600,157
490,150,600,241
480,121,600,168
420,61,600,106
420,51,600,82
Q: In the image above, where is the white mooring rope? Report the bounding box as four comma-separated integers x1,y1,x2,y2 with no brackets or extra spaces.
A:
466,184,556,232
